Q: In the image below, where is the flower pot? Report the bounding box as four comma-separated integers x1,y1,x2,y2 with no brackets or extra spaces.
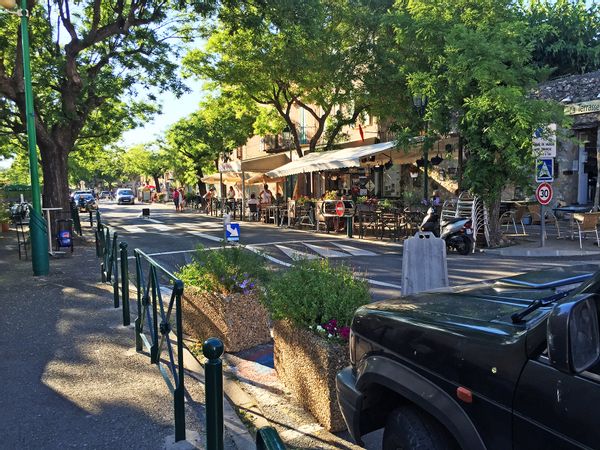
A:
273,320,349,432
1,221,9,233
182,287,271,353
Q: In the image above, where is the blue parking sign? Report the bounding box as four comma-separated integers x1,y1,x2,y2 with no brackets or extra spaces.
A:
225,223,240,242
535,158,554,183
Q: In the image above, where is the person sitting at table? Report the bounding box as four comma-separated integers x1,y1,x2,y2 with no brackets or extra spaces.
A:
247,193,259,221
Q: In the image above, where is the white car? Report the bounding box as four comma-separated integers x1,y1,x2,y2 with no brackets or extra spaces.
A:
116,188,135,205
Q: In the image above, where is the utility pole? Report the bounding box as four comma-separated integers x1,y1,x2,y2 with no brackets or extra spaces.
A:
2,0,49,275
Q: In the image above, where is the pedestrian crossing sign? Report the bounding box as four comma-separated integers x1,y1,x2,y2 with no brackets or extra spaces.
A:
535,158,554,183
225,223,240,242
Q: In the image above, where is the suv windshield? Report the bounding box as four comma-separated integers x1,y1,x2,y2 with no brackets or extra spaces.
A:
118,190,133,196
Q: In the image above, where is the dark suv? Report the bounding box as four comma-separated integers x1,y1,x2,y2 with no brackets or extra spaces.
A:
337,266,600,449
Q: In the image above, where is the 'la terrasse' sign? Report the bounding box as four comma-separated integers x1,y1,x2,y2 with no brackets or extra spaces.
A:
565,100,600,116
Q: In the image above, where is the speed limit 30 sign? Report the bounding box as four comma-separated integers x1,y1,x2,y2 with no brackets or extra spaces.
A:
536,182,553,205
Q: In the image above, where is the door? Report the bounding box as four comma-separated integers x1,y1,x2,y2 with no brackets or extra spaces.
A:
513,356,600,449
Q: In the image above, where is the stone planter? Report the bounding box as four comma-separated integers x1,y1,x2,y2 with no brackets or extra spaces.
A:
182,287,271,353
273,320,349,432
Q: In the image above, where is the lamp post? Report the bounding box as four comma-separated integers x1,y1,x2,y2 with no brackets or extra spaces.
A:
2,0,49,275
282,125,293,199
412,94,429,202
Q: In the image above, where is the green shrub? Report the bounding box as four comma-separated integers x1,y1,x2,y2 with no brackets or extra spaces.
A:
177,246,269,295
265,259,369,330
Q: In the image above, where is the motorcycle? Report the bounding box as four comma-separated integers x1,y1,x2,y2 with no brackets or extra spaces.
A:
420,207,474,255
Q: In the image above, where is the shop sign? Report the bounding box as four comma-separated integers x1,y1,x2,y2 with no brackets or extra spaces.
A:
532,124,556,158
564,100,600,116
218,160,242,172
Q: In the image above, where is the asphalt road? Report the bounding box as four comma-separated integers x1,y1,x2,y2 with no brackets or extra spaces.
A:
98,201,600,301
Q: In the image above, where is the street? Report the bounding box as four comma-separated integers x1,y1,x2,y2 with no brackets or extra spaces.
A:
98,201,600,301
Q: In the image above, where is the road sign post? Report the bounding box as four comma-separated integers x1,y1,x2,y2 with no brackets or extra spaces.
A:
536,182,553,248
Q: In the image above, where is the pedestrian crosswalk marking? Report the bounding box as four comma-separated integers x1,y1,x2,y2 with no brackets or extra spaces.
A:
146,218,163,224
122,226,145,233
187,231,223,242
303,243,348,258
152,224,171,232
331,243,378,256
275,245,318,261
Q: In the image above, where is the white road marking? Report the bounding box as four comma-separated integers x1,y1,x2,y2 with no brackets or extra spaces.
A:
246,245,291,267
275,244,319,261
121,226,146,233
145,218,163,224
303,243,348,258
151,224,171,232
187,231,223,242
332,242,378,256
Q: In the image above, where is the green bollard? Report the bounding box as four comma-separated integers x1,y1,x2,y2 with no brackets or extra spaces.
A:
120,242,130,326
112,235,119,308
346,216,353,238
256,426,286,450
203,337,224,450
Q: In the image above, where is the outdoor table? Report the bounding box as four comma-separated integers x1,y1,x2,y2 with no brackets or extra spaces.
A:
553,205,591,239
42,207,63,256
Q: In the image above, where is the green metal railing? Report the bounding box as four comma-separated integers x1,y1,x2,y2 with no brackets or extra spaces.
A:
70,201,82,236
134,249,186,442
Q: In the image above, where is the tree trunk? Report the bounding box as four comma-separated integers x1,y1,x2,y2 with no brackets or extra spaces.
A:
39,142,70,212
196,167,207,196
153,176,162,193
487,197,502,247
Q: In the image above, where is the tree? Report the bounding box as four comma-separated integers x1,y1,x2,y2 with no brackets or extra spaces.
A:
523,0,600,77
184,0,386,157
69,145,126,189
389,0,565,246
0,0,204,211
122,145,168,191
164,92,256,193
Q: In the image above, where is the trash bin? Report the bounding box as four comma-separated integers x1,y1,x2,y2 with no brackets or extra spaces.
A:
55,219,74,253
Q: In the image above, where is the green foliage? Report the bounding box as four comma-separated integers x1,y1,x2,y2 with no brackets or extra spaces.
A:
122,145,168,181
523,0,600,77
264,259,369,328
177,246,269,295
0,203,10,222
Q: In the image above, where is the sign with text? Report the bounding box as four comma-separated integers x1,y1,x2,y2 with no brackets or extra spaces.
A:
532,124,557,158
225,223,240,242
536,182,553,206
536,158,554,183
564,100,600,116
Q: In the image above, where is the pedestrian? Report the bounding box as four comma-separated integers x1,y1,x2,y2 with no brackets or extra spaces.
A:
203,188,215,214
173,188,180,212
179,188,186,211
259,184,273,208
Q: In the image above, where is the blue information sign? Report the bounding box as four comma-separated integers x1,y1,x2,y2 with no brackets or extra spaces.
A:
535,158,554,183
225,223,240,242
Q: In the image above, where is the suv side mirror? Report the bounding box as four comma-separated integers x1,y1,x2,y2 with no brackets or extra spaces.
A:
547,293,600,374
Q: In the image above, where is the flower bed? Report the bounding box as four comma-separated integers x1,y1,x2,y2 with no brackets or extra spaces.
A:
265,259,369,431
178,246,271,353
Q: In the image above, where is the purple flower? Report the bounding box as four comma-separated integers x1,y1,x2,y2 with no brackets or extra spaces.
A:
339,327,351,340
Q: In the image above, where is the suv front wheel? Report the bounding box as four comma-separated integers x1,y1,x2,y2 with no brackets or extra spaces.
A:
383,405,457,450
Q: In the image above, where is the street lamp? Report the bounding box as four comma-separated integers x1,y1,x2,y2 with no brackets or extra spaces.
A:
2,0,49,275
282,125,293,199
412,94,429,202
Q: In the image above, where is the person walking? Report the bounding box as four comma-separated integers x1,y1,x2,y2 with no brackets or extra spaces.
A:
173,188,180,212
179,188,186,211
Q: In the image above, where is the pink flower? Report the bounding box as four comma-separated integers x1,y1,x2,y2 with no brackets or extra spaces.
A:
339,326,351,340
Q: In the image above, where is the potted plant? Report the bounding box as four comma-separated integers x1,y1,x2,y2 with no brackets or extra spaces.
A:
264,259,370,431
177,246,272,352
0,203,11,232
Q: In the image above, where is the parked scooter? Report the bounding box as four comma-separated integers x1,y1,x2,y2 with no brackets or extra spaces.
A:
420,207,474,255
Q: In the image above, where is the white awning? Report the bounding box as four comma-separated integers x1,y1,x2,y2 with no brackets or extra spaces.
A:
266,141,396,177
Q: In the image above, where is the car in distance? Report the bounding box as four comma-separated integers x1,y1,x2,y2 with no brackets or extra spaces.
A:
99,191,112,200
116,188,135,205
73,193,97,211
336,265,600,450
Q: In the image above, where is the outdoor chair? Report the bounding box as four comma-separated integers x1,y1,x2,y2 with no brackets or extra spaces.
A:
528,204,560,238
248,203,259,221
574,213,600,249
500,205,528,235
14,218,29,260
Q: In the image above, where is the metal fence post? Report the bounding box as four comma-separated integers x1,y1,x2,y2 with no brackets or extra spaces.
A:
112,233,119,308
173,280,186,442
120,242,130,326
346,216,353,238
134,251,143,352
203,337,224,450
256,427,287,450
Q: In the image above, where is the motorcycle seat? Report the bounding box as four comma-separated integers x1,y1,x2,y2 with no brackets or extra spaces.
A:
441,217,467,226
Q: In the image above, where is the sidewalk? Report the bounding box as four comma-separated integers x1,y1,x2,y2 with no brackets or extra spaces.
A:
0,229,249,449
